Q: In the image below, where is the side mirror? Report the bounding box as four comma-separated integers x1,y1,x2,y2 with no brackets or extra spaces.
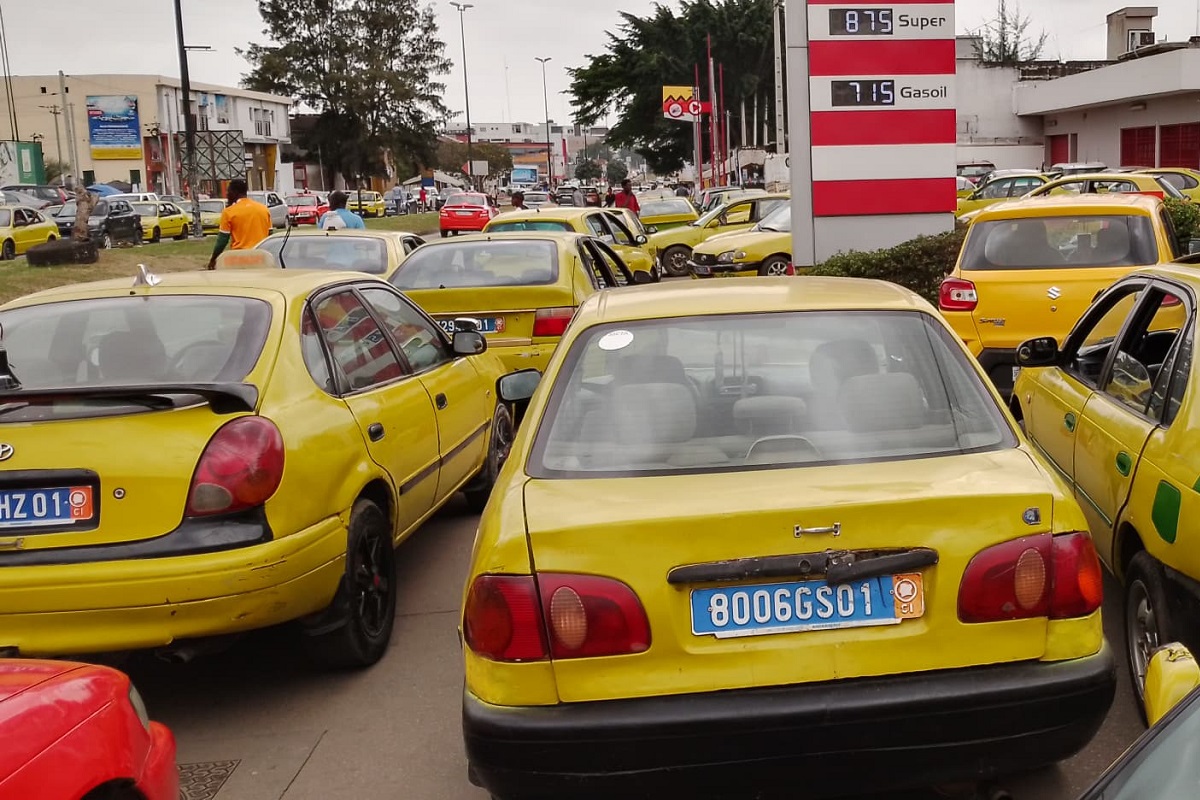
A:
498,369,541,403
452,330,487,356
635,234,648,245
647,225,659,234
1145,644,1200,726
631,270,654,285
1016,337,1059,367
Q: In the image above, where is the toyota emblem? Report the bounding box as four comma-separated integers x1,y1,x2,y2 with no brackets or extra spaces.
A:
0,444,12,462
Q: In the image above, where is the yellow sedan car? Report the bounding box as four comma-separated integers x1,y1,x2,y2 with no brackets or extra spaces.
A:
0,267,514,667
387,231,648,372
484,207,660,281
1141,167,1200,202
132,201,191,243
638,196,699,231
0,205,59,259
255,228,428,274
689,203,794,278
199,199,226,235
347,190,386,218
460,277,1113,800
1013,265,1200,705
956,173,1050,218
651,193,789,277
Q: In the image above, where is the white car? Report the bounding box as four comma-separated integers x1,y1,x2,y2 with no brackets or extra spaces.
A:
107,192,160,204
247,191,289,230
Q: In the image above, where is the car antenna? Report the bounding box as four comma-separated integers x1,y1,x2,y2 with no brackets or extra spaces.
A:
0,324,20,390
278,218,293,269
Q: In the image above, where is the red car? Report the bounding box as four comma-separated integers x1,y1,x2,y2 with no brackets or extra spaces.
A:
439,192,497,237
286,193,329,226
0,660,177,800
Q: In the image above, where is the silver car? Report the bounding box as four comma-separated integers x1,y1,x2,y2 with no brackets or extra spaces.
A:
247,191,289,229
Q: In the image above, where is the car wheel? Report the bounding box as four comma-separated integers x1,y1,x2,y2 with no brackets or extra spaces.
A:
302,498,396,669
440,230,449,238
175,224,189,241
150,226,161,243
760,256,791,277
464,404,516,514
101,232,113,249
662,245,691,277
1126,551,1176,714
0,239,12,260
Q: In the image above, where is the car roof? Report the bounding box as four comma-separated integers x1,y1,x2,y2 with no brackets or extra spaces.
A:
414,230,588,245
1045,172,1159,182
973,194,1161,219
576,277,928,327
260,229,419,241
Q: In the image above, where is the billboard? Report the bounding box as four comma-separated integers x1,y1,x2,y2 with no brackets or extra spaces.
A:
510,166,538,185
662,86,710,122
0,141,45,185
86,95,143,160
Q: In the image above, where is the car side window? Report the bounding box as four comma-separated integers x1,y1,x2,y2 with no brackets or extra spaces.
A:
575,242,604,290
723,202,752,225
358,287,453,373
979,180,1011,200
584,213,610,239
1063,284,1145,387
12,208,27,225
589,239,633,286
1095,180,1138,195
300,307,336,394
313,291,405,391
605,215,635,245
1009,178,1041,196
1101,288,1186,414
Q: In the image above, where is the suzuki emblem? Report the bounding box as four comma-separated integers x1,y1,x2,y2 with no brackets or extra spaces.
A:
0,444,12,462
1047,287,1062,300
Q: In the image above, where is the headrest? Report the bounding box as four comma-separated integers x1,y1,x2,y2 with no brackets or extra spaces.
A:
614,354,689,385
96,330,167,383
809,340,879,395
613,383,696,444
840,373,926,433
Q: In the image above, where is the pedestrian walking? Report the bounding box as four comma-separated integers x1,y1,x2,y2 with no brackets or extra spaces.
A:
419,186,428,212
614,179,641,214
511,190,527,211
206,179,272,270
604,188,615,207
318,190,368,231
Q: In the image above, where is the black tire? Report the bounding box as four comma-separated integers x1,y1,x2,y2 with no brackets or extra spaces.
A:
1125,551,1176,715
302,499,397,669
175,224,189,241
440,230,449,238
464,404,515,514
759,255,791,277
662,245,691,277
0,239,13,260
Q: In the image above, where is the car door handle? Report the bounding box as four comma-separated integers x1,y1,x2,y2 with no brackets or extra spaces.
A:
1116,451,1133,477
435,393,448,410
1064,412,1077,433
367,423,385,442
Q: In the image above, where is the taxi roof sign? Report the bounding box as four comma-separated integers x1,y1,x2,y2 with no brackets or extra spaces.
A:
216,250,281,270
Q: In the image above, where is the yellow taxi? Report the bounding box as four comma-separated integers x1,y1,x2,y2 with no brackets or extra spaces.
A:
1026,172,1186,202
0,205,59,259
956,173,1051,218
199,199,226,235
940,195,1180,397
460,277,1113,799
387,231,649,373
650,193,789,277
1012,264,1200,705
1142,168,1200,202
255,228,428,274
484,207,660,281
347,190,386,218
131,201,190,243
688,203,794,278
638,196,699,231
0,267,515,667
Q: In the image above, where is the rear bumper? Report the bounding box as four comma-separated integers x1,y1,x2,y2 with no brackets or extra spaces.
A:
137,722,179,800
977,347,1021,397
441,217,490,232
465,645,1116,800
0,516,346,656
690,260,760,278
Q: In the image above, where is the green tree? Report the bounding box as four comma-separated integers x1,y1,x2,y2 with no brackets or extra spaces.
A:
43,158,67,184
241,0,450,182
974,0,1048,66
569,0,776,174
575,160,602,182
605,159,628,185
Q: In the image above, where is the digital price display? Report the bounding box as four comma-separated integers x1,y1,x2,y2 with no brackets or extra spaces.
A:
830,80,896,107
829,8,894,35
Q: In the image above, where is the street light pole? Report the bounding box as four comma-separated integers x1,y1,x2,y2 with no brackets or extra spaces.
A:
535,57,552,189
174,0,203,238
450,2,475,190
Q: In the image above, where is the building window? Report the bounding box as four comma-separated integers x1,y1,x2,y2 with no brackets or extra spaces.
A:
1160,124,1200,169
252,107,274,137
1120,126,1156,168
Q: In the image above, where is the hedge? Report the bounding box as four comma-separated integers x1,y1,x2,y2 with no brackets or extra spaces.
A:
1166,197,1200,248
807,226,967,305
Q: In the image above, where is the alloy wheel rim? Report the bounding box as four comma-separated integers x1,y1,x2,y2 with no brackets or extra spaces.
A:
352,529,390,638
765,262,789,276
493,413,514,475
1127,581,1158,698
670,251,687,269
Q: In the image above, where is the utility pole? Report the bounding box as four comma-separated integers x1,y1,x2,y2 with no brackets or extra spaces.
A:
772,0,787,154
535,57,553,189
38,105,64,184
57,72,78,185
450,2,475,190
174,0,202,238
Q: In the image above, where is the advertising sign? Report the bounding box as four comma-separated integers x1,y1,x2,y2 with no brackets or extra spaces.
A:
510,166,538,185
662,86,712,122
0,141,46,185
86,95,144,160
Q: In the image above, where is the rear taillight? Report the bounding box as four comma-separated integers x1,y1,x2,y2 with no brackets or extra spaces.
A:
186,417,285,517
540,574,651,659
939,277,978,312
532,307,575,337
463,575,547,661
958,532,1103,623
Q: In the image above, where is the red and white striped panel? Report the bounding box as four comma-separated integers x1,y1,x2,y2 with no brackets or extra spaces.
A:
807,0,956,217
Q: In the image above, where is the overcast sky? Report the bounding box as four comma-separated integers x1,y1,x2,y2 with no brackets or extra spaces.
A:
6,0,1198,127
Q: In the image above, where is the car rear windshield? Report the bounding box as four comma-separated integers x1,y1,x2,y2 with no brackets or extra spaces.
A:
288,196,318,206
390,240,559,289
446,193,486,207
528,311,1015,478
201,200,227,213
0,296,271,420
961,215,1159,271
487,220,572,233
640,199,694,218
257,235,389,274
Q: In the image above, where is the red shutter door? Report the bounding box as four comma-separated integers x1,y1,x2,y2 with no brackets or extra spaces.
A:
1120,127,1156,167
1160,123,1200,168
1048,135,1069,165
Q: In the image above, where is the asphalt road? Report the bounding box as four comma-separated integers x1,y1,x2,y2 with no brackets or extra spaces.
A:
127,498,1145,800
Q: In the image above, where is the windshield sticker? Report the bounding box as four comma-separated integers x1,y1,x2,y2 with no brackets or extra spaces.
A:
598,330,634,351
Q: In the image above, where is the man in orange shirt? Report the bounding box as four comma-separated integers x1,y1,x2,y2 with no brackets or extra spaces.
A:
206,179,272,269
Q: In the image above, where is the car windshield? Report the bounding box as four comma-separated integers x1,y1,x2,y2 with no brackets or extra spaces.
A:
447,193,486,207
961,215,1159,271
1093,691,1200,799
288,196,318,206
757,205,791,233
201,200,227,213
487,220,571,233
390,240,559,289
257,235,389,274
528,311,1014,478
0,296,272,421
56,202,76,217
132,203,157,217
641,199,693,218
92,202,109,217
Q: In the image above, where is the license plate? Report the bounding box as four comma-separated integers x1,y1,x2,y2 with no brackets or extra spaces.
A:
691,573,924,639
692,265,712,276
0,486,95,529
455,210,474,216
437,317,503,335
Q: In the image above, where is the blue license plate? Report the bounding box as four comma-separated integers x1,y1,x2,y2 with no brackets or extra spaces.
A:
0,486,95,530
690,574,924,639
692,265,712,276
437,317,501,335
